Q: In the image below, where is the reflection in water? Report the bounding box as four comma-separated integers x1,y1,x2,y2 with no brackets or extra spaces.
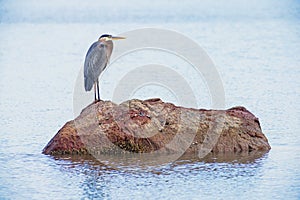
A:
54,151,269,199
53,150,269,170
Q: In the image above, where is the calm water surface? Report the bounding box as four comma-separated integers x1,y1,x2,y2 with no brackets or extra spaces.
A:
0,0,299,199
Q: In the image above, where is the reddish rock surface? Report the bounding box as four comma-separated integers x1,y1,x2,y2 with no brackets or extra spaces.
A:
42,98,271,156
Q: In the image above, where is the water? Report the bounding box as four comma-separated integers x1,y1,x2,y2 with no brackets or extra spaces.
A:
0,0,299,199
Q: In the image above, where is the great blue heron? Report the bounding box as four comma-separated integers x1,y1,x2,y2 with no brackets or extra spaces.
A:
84,34,125,101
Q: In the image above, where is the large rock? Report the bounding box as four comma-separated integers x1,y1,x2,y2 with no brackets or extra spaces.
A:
42,98,271,156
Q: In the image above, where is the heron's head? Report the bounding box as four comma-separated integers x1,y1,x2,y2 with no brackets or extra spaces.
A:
99,34,126,42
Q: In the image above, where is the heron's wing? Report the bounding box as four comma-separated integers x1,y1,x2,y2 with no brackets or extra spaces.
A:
84,41,108,91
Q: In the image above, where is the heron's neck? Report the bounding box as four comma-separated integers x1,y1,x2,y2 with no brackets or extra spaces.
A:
106,40,113,59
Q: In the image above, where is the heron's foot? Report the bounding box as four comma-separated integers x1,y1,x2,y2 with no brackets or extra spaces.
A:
93,99,101,103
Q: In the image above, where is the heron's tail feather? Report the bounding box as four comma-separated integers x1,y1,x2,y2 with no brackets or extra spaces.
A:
84,77,94,91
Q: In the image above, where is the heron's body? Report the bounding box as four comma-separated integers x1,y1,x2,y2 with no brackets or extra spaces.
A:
84,40,113,91
83,34,125,101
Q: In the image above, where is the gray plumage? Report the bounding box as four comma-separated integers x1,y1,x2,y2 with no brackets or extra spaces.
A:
83,34,125,101
84,40,113,91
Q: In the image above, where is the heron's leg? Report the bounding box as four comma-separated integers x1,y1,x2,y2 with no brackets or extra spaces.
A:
96,79,100,101
94,83,97,101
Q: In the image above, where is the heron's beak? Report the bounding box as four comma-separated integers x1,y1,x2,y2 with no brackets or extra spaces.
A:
111,36,126,40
